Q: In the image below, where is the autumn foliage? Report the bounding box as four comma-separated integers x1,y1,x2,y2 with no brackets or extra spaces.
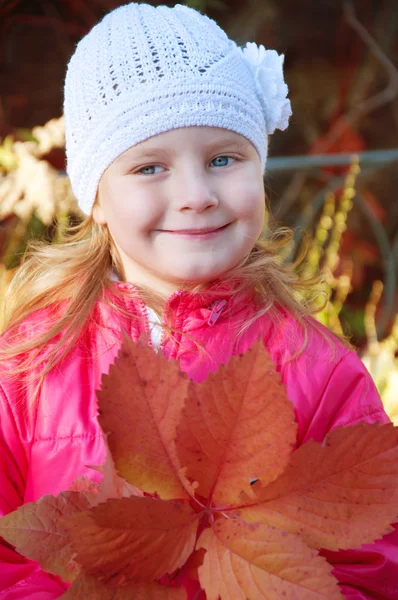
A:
1,334,398,599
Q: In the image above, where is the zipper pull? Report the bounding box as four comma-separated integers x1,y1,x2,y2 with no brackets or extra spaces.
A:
207,299,227,327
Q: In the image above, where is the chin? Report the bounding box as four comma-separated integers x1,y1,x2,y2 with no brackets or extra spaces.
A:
172,270,226,287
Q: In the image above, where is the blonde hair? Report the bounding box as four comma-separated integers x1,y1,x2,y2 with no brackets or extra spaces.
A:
0,211,333,390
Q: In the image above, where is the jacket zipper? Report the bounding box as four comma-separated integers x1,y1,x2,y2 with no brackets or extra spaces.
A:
142,293,228,349
207,299,227,326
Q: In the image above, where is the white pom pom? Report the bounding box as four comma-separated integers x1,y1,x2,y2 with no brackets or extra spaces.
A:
241,42,292,134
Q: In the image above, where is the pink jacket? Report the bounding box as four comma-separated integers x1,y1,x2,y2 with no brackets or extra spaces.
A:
0,281,397,599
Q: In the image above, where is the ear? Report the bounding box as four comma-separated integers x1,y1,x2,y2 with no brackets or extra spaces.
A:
92,197,107,225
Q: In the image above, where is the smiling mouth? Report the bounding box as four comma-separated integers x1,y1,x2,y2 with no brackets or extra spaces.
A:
160,223,230,235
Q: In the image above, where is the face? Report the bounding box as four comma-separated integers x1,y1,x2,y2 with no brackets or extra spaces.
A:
94,127,266,297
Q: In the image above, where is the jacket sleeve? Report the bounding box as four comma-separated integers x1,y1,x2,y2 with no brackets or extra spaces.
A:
0,383,69,599
317,351,398,600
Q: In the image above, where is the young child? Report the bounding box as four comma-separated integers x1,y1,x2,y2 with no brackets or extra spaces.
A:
0,3,397,598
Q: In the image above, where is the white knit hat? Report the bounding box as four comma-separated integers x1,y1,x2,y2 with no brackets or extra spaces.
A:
64,2,291,215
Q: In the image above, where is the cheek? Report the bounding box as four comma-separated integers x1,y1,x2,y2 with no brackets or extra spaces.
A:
229,179,265,224
102,185,161,233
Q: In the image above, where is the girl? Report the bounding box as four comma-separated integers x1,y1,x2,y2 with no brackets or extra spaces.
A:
0,3,397,598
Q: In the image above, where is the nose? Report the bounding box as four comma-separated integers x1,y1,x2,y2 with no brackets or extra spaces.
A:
172,168,219,213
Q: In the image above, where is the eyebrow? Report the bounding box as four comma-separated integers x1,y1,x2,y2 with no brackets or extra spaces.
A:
119,137,251,163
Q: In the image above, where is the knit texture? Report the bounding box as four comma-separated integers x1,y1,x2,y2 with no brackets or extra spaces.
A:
64,3,290,214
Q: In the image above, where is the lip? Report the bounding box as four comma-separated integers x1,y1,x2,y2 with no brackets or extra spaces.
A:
158,223,230,239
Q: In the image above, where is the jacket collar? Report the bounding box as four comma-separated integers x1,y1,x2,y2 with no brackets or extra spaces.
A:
105,278,258,337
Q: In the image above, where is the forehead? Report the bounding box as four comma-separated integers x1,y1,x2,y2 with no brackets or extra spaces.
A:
116,127,253,162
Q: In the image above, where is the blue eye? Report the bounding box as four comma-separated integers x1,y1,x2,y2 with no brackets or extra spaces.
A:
210,156,234,168
138,165,163,175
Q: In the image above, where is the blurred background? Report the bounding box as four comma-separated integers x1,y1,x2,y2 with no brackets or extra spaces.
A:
0,0,397,417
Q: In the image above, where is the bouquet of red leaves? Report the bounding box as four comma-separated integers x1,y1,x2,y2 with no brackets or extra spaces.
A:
1,334,398,599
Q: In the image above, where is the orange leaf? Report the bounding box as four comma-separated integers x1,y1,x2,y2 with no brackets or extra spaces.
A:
61,573,186,599
68,476,101,497
0,492,93,582
87,434,143,505
63,496,198,583
196,518,342,599
239,422,398,550
97,333,190,500
176,340,296,505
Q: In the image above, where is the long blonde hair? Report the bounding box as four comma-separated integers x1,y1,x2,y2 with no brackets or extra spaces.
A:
0,211,331,385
